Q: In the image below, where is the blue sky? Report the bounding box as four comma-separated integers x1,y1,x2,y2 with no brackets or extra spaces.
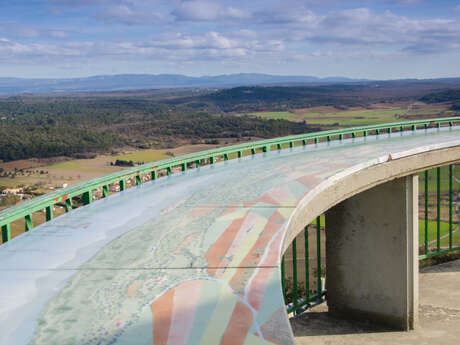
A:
0,0,459,79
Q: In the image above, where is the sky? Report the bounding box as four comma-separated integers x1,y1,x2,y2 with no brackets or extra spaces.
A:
0,0,459,79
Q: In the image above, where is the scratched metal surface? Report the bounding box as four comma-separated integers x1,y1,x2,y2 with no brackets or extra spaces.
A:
0,127,459,345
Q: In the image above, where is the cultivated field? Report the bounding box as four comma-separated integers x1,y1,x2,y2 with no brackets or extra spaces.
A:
242,102,455,127
0,144,221,193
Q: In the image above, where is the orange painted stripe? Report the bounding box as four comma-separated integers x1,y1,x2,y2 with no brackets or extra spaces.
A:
229,211,284,288
243,201,257,208
295,174,322,188
188,206,216,217
152,288,174,345
247,230,284,310
255,193,280,206
220,205,239,217
265,184,292,204
206,216,245,276
219,301,253,345
167,280,202,345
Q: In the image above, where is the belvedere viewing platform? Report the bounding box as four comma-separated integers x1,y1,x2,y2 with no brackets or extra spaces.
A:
0,118,459,345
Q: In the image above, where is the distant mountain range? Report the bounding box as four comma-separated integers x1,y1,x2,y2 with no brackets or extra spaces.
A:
0,73,370,95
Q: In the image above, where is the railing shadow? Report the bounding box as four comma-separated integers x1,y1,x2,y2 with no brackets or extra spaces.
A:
420,258,460,273
290,306,394,337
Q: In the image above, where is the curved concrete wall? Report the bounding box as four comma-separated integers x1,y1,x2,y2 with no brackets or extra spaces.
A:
0,127,459,345
283,144,460,252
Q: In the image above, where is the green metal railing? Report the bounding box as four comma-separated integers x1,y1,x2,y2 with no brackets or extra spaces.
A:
0,117,459,314
1,116,459,244
282,217,326,314
418,164,460,259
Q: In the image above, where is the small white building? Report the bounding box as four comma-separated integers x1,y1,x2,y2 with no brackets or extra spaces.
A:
1,188,23,196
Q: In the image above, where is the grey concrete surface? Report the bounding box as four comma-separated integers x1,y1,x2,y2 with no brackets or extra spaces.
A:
325,175,418,330
292,259,460,345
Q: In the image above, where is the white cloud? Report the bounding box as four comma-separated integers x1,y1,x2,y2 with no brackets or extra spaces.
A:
0,24,70,40
2,1,460,75
17,26,41,38
0,38,46,56
47,30,69,39
257,6,460,55
49,0,126,6
144,31,283,57
98,5,164,25
0,30,285,65
256,6,320,25
172,1,249,21
385,0,423,4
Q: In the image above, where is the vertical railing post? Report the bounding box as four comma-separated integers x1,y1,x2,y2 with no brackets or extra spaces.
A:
316,216,322,299
237,151,242,158
449,164,453,250
46,205,53,221
224,153,229,160
436,167,441,252
292,238,298,312
83,191,92,205
424,170,429,255
281,257,286,300
119,180,126,191
136,174,142,186
65,197,73,212
1,224,10,243
251,148,256,155
182,162,187,171
167,166,172,175
102,185,109,198
151,170,157,180
25,214,33,232
210,156,215,164
304,225,310,302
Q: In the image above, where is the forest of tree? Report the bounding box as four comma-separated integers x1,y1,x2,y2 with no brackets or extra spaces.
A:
0,125,121,161
1,80,459,162
0,95,315,162
419,89,460,104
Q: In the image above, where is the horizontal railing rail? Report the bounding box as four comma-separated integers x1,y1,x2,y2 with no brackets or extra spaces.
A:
1,116,459,244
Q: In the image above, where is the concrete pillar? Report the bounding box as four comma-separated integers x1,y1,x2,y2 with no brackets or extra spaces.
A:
325,175,418,330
